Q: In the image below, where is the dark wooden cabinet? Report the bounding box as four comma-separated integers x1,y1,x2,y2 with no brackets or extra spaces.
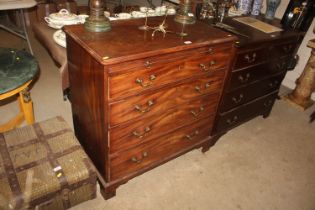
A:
212,17,303,137
64,17,236,199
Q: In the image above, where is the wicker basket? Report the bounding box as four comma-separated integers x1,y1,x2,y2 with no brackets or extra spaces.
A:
0,117,97,210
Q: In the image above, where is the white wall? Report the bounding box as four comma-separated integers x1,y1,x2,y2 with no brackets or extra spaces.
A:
262,0,315,99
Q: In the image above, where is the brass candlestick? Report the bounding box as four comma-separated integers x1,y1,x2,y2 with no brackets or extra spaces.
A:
174,0,196,24
84,0,111,32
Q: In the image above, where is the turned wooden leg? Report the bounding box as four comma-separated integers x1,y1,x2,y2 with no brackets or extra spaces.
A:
283,39,315,110
100,185,116,200
19,87,34,124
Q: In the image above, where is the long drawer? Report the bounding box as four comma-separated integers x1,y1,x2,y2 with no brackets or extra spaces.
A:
109,118,214,181
234,47,266,69
108,50,230,100
215,91,278,134
221,72,285,112
107,43,232,74
227,59,288,91
109,70,225,126
109,93,219,153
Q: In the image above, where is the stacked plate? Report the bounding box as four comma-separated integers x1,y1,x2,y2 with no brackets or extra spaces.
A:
53,30,66,48
45,9,88,29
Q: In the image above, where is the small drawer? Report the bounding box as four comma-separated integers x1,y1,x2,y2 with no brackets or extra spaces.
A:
234,48,266,69
109,93,219,153
270,41,297,58
227,63,268,90
227,58,288,91
221,73,285,112
107,43,232,74
215,92,278,134
109,70,225,126
109,118,214,181
269,58,288,73
108,49,231,99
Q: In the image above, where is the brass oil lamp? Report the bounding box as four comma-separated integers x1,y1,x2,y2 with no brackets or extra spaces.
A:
84,0,111,32
174,0,196,24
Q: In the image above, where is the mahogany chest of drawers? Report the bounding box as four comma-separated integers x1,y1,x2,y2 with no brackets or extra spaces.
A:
212,17,303,137
64,17,236,199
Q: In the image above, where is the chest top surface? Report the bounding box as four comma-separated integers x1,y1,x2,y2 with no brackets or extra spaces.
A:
217,16,304,48
64,16,236,65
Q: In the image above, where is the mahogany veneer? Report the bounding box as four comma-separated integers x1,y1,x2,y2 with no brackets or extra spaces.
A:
64,17,236,199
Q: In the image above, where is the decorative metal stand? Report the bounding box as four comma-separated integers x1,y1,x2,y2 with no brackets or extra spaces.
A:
283,39,315,110
151,12,171,37
139,10,151,31
84,0,111,32
174,0,196,24
138,7,189,38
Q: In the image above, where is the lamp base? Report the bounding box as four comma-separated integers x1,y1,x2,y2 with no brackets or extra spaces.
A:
174,14,196,25
84,17,111,32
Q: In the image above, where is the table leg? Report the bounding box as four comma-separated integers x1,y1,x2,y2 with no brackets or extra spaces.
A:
20,9,33,55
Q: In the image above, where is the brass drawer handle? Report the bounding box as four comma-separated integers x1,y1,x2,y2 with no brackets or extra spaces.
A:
134,100,154,113
135,74,156,88
185,130,199,140
199,60,216,72
226,116,238,125
210,60,216,66
195,82,212,94
264,100,273,107
238,73,250,83
195,86,201,93
131,151,148,163
276,61,286,71
190,106,205,117
232,93,244,104
144,60,153,68
244,53,256,63
268,80,279,88
199,63,207,71
132,126,151,139
283,45,293,53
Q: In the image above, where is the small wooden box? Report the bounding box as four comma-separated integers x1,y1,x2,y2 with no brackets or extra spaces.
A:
0,117,97,210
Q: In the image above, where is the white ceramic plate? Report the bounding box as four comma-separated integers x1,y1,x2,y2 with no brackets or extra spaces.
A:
47,22,63,29
53,30,66,48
